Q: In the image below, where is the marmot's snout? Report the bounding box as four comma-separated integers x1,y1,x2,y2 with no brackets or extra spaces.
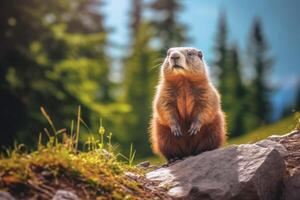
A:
169,50,185,69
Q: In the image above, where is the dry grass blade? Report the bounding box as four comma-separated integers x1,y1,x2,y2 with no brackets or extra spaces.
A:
40,107,57,134
75,106,81,151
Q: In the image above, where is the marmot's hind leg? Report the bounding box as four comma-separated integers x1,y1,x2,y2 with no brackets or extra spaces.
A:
193,114,225,155
152,122,173,160
154,122,189,161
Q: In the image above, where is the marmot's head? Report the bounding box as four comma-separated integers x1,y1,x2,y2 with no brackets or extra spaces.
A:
161,47,207,78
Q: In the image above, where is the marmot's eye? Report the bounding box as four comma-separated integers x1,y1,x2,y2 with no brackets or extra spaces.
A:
187,51,193,56
198,51,203,59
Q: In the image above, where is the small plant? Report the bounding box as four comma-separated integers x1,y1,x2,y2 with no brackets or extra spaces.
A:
294,112,300,130
0,106,164,200
99,118,105,149
128,143,136,167
107,132,113,153
75,106,81,151
119,143,136,167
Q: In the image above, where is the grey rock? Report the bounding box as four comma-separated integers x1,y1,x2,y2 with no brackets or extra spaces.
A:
255,139,288,157
283,172,300,200
146,144,286,200
124,172,140,180
0,192,15,200
52,190,79,200
136,161,150,168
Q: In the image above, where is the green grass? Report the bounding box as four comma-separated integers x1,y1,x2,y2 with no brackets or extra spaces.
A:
0,107,164,200
1,106,298,199
228,114,299,145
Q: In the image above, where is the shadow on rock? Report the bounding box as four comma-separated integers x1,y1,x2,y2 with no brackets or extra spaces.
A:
147,141,287,200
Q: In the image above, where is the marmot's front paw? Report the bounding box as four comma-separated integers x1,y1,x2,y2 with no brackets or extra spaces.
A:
188,121,202,136
170,124,182,137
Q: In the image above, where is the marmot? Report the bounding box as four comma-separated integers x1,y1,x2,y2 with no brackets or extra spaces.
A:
150,47,226,161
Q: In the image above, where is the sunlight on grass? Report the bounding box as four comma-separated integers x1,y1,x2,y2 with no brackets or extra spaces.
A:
228,113,299,145
0,107,158,199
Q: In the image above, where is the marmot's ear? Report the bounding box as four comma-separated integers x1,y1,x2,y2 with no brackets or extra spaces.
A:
198,51,203,60
167,49,171,56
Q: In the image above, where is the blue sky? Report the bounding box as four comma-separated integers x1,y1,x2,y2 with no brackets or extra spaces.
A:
103,0,300,118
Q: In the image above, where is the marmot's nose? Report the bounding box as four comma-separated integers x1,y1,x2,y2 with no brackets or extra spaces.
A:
170,52,180,61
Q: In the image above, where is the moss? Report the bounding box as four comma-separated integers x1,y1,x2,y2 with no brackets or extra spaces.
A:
0,107,169,199
0,145,164,199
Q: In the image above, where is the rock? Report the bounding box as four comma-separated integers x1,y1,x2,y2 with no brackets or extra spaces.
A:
268,130,300,174
124,172,140,180
136,161,150,168
255,139,288,157
267,130,300,142
52,190,79,200
283,172,300,200
146,144,286,200
0,192,15,200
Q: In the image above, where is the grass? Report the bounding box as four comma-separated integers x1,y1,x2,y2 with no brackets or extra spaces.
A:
0,107,165,200
228,113,299,145
1,106,298,199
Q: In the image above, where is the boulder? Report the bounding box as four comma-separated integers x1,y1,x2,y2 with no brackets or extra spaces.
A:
255,139,288,157
283,171,300,200
146,143,287,200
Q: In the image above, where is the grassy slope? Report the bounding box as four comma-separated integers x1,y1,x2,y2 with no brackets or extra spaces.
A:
0,145,165,200
228,115,297,145
1,107,297,199
0,107,167,200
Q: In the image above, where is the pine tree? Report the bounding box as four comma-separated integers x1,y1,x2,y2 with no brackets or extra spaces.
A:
213,11,229,99
247,17,273,126
226,44,247,137
0,0,113,147
213,12,249,137
295,85,300,111
283,85,300,116
149,0,187,49
130,0,142,37
121,0,156,157
212,12,233,134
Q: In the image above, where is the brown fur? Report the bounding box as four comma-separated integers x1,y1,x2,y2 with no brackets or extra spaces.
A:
150,48,226,161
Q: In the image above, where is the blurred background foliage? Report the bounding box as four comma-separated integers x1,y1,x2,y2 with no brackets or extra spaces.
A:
0,0,299,159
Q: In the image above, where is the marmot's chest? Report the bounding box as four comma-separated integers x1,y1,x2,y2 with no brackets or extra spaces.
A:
176,86,198,119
